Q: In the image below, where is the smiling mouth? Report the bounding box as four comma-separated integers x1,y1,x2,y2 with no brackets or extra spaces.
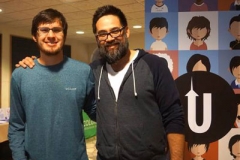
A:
46,41,58,45
106,43,119,48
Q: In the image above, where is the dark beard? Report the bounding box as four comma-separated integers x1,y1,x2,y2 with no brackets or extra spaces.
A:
38,45,62,56
98,36,129,64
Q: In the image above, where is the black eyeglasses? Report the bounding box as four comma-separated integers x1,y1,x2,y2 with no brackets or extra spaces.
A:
37,27,63,35
96,26,126,41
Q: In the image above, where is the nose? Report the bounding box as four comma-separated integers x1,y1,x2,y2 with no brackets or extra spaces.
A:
47,30,55,37
105,33,114,42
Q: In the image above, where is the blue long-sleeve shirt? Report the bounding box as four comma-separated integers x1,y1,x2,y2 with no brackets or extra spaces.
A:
9,57,96,160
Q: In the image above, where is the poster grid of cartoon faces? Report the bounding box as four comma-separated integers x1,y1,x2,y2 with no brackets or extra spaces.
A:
145,0,240,160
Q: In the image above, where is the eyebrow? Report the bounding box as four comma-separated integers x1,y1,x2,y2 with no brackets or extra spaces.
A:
97,27,122,33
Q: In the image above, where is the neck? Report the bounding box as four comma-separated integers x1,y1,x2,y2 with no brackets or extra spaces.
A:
111,49,136,72
194,156,203,160
237,78,240,83
156,2,163,6
38,51,64,66
194,39,204,45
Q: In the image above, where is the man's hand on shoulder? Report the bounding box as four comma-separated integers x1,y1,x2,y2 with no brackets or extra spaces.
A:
15,56,37,68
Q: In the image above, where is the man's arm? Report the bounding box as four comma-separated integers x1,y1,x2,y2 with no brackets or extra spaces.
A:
83,69,96,121
15,56,36,68
8,77,27,160
152,57,185,159
167,133,185,160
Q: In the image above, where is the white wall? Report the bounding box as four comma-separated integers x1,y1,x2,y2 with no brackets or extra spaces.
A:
0,26,144,107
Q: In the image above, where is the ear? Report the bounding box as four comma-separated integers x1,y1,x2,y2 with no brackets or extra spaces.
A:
126,26,130,38
32,36,37,42
187,29,191,34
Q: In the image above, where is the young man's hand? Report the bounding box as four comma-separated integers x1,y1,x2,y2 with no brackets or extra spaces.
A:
15,56,37,68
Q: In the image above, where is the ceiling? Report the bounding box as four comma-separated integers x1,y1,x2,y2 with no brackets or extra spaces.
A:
0,0,145,44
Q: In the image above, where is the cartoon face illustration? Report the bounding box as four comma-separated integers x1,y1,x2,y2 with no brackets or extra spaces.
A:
190,28,208,41
186,54,211,73
229,56,240,88
186,16,210,50
151,27,168,40
151,0,168,12
149,17,168,50
190,144,208,156
192,60,207,71
229,19,240,41
229,15,240,49
229,135,240,159
232,141,240,158
188,142,209,159
232,65,240,80
187,16,210,41
149,17,168,41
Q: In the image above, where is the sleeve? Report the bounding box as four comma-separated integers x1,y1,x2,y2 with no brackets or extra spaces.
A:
151,5,155,12
165,5,168,12
83,68,97,122
8,76,27,160
153,58,185,135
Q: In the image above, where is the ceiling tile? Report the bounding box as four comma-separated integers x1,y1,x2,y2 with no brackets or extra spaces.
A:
0,0,145,44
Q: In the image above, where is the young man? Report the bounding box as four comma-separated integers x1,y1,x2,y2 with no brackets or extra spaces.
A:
9,8,96,160
16,5,185,160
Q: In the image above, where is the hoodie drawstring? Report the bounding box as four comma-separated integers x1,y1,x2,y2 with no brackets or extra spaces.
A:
97,63,138,100
98,66,103,100
131,62,138,97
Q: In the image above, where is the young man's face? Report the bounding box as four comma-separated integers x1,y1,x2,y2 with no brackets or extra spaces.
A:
33,19,64,56
191,144,207,156
232,65,240,80
95,15,130,64
229,21,240,41
150,27,168,40
232,140,240,157
190,27,208,40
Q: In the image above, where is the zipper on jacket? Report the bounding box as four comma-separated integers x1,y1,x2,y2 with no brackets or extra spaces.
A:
115,100,120,160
